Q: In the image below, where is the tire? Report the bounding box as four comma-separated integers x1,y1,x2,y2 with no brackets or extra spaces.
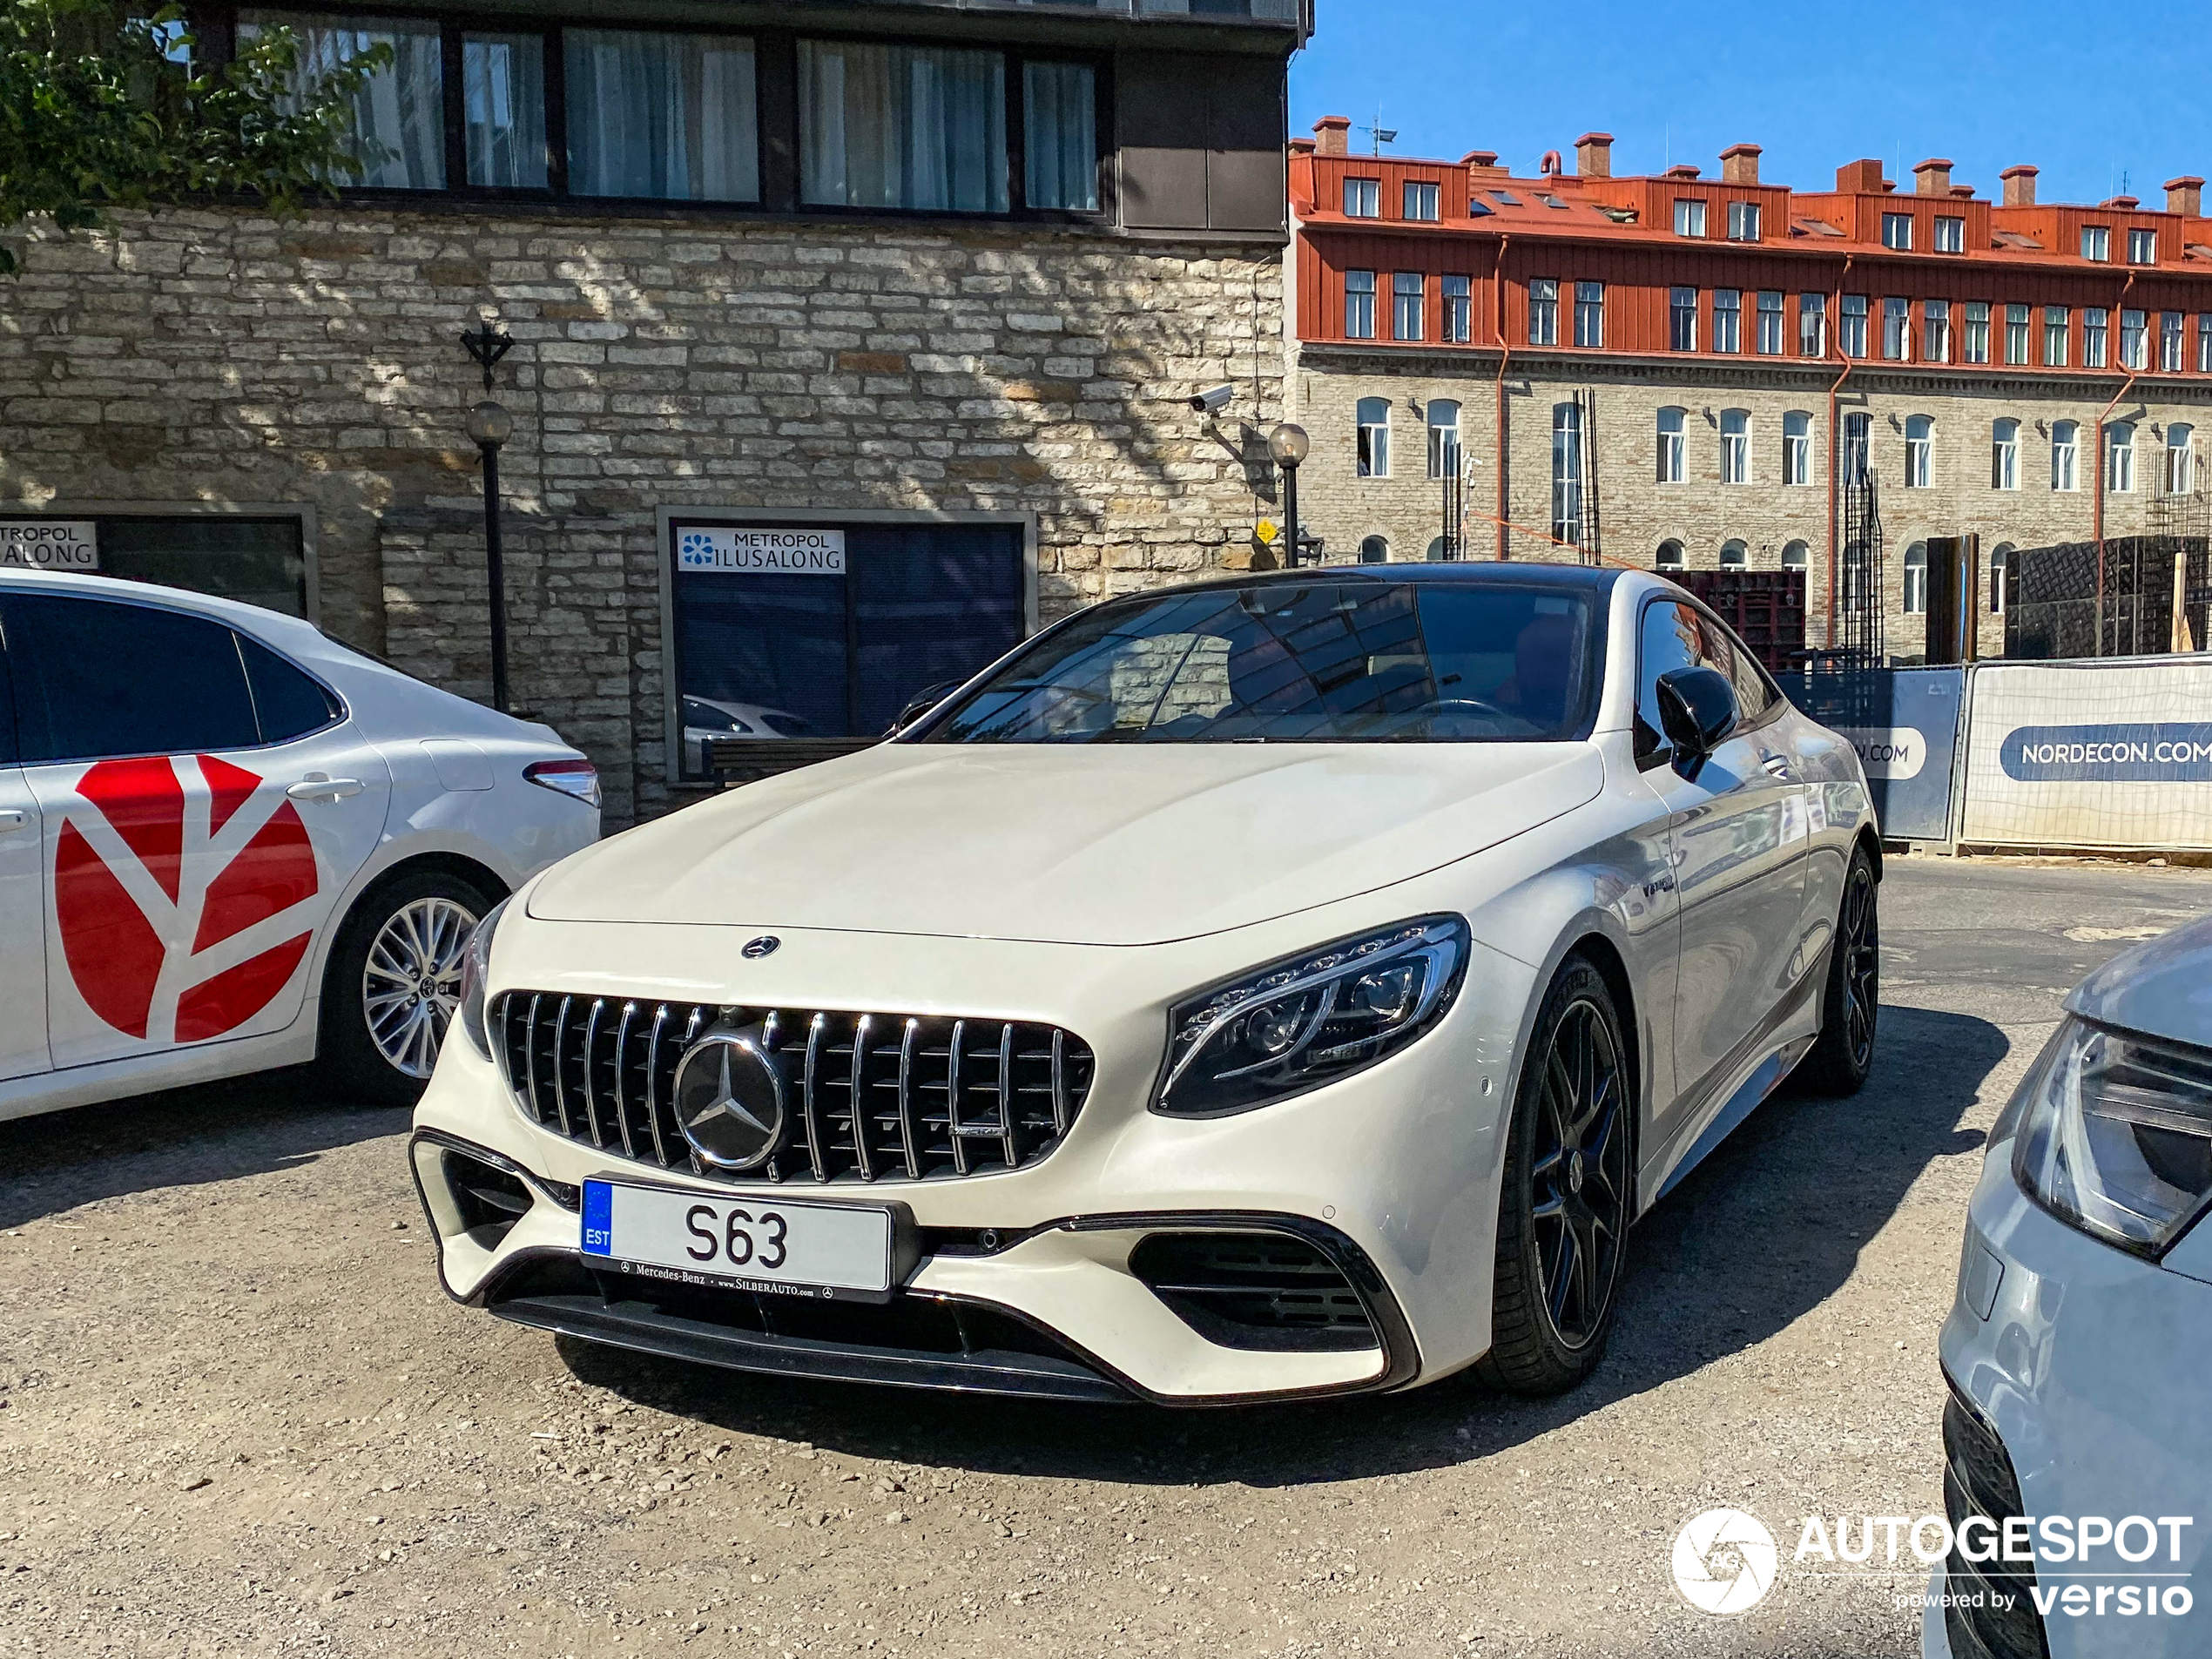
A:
318,868,496,1108
1478,956,1633,1397
1794,844,1880,1097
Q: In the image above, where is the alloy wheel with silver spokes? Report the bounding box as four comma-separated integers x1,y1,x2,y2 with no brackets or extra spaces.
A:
1838,860,1879,1070
1529,995,1629,1352
362,896,481,1078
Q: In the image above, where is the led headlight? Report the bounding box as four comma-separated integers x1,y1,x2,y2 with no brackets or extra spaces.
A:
1155,915,1469,1118
456,897,509,1062
2012,1015,2212,1257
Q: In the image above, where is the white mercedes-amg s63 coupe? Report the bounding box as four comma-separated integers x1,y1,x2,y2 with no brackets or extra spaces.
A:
411,564,1881,1405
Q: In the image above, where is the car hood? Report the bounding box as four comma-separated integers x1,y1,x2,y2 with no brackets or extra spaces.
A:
529,741,1604,948
2068,911,2212,1049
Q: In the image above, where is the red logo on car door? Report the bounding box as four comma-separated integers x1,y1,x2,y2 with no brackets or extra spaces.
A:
53,755,320,1042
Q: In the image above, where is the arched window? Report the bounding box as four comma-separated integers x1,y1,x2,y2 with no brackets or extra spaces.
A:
1720,538,1749,570
1720,409,1750,484
1842,410,1872,482
1656,538,1685,570
1426,399,1461,480
2168,422,2195,494
1783,412,1812,485
2107,420,2136,493
2052,420,2080,491
1781,539,1809,570
1359,535,1389,564
1990,543,2013,613
1903,541,1928,614
1992,418,2020,490
1356,397,1391,478
1905,414,1933,488
1552,401,1584,545
1425,536,1450,562
1656,407,1686,483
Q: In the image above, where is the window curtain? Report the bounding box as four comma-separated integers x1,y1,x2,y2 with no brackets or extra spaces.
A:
565,30,759,202
800,40,1008,212
240,12,445,189
1024,61,1096,210
463,34,547,188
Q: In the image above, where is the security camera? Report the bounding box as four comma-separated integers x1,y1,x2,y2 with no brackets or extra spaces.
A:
1189,385,1235,415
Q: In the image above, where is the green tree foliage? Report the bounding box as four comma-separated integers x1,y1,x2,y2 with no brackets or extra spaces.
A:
0,0,388,273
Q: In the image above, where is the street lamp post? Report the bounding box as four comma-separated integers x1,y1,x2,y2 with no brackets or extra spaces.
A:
460,320,516,712
1267,422,1311,569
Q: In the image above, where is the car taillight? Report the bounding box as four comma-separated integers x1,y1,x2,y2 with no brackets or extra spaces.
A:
523,758,600,808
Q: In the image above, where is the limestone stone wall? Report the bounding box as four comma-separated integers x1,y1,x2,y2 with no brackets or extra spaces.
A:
2,206,1286,821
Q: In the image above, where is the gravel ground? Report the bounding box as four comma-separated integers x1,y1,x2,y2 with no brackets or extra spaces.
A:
4,854,2209,1659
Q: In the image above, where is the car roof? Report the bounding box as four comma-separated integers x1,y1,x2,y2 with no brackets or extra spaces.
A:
0,567,327,645
1133,562,1632,604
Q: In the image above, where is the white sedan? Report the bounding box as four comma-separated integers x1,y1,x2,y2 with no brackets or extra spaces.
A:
413,565,1878,1404
0,570,600,1119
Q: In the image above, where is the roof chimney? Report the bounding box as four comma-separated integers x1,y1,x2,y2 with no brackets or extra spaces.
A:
1913,158,1953,197
1289,136,1316,157
1948,184,1975,199
2167,176,2204,217
1720,143,1762,185
2101,195,2140,210
1575,132,1614,178
1313,116,1350,158
1462,149,1506,180
1664,163,1702,181
1836,158,1885,193
2000,165,2038,207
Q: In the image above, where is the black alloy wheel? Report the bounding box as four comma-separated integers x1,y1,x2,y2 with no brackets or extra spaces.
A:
1797,845,1881,1096
1480,957,1632,1395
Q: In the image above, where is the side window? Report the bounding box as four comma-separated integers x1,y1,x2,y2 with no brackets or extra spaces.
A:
0,593,260,763
1635,599,1733,765
238,633,343,744
1717,623,1780,721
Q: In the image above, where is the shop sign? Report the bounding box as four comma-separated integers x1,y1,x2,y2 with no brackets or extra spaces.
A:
677,527,846,576
0,521,98,570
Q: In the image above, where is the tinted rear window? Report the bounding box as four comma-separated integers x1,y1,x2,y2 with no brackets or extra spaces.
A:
2,592,260,761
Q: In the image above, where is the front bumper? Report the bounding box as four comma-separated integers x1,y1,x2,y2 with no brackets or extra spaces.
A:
1930,1141,2212,1657
410,921,1539,1404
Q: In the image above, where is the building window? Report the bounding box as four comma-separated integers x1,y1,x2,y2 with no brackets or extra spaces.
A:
2003,303,2030,365
1963,300,1991,364
799,39,1003,212
1842,411,1871,482
1882,212,1912,250
2200,314,2212,374
1674,198,1708,237
2128,226,2157,264
1344,177,1379,217
1656,407,1685,483
464,33,550,188
1427,400,1460,480
1551,402,1584,546
1800,293,1827,356
1992,418,2020,490
2045,306,2070,367
1903,542,1928,613
241,12,448,189
1720,538,1748,570
1670,287,1698,351
2120,308,2148,370
2084,307,2108,368
1025,60,1099,210
1990,543,2011,612
1934,215,1966,253
1782,539,1809,571
1838,294,1868,358
2082,225,2109,261
1728,200,1761,241
2167,422,2195,493
1402,179,1440,221
1905,414,1932,487
2107,421,2136,493
1393,272,1425,341
1656,539,1685,570
1442,274,1472,343
1345,269,1375,339
1756,290,1784,354
1528,277,1558,346
1784,411,1811,485
1356,396,1390,477
1922,299,1951,363
1882,297,1910,361
1720,408,1750,483
1573,280,1604,347
1713,288,1742,354
2052,420,2080,491
2162,311,2187,373
1359,535,1388,564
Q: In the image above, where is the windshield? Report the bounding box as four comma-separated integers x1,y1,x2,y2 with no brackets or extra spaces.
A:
924,580,1601,745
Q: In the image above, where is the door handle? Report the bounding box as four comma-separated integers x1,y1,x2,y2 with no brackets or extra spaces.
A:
287,774,364,803
0,808,25,833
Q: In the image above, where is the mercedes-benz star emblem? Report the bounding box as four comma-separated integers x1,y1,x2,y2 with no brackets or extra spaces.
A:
742,935,781,960
672,1029,786,1171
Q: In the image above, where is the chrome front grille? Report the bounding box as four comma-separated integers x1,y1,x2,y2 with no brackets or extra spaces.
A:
491,993,1096,1184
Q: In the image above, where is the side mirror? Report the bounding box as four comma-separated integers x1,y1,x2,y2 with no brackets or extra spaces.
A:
1654,665,1739,771
889,678,964,736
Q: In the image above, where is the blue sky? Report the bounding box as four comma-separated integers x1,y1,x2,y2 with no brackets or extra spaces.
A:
1290,1,2212,210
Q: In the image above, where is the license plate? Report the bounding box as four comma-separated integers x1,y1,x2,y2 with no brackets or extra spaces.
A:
581,1179,894,1298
